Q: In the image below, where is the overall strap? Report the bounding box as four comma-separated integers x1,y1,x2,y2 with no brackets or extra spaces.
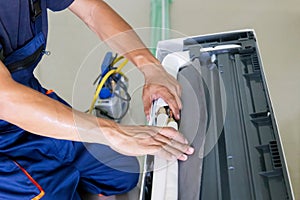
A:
0,43,4,62
4,0,45,73
29,0,43,35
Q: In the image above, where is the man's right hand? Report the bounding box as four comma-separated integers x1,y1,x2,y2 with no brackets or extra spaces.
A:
100,120,194,161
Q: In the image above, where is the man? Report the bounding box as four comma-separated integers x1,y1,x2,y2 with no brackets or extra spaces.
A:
0,0,194,199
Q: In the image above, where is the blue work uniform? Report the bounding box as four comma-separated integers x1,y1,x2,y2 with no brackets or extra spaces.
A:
0,1,139,199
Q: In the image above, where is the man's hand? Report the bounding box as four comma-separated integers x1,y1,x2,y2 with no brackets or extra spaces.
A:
102,120,194,161
69,0,182,119
141,63,182,120
69,0,190,160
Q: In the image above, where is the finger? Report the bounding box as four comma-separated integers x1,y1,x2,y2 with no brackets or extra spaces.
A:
154,148,176,161
144,105,150,121
147,129,194,160
173,93,182,115
163,137,193,156
143,84,181,119
168,75,181,95
168,77,182,106
169,84,182,114
159,127,188,145
171,95,182,120
163,144,188,161
176,83,182,97
163,92,181,119
158,90,180,119
152,130,194,156
142,88,151,120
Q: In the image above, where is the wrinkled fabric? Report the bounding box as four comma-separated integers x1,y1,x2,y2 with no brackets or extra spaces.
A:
0,1,139,199
0,140,140,199
0,0,73,56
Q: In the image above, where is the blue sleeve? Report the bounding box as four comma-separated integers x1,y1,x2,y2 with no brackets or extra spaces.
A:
47,0,74,11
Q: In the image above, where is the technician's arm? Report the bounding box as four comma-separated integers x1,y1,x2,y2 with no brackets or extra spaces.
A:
68,0,182,119
0,62,193,160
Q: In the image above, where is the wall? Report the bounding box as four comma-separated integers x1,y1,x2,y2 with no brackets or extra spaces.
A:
36,0,299,198
36,0,151,124
171,1,300,198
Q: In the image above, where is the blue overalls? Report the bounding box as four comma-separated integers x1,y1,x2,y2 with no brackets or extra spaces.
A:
0,1,139,199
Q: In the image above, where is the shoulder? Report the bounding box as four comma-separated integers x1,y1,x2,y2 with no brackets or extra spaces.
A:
46,0,75,12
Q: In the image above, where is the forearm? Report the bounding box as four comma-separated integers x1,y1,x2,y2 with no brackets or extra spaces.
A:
0,64,112,144
69,0,161,71
68,0,182,118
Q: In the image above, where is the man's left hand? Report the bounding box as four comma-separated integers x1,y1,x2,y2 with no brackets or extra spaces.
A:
141,63,182,120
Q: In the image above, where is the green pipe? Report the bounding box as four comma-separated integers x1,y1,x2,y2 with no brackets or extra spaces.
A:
150,0,173,55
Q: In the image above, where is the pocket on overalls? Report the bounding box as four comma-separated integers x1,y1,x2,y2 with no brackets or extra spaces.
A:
0,156,45,200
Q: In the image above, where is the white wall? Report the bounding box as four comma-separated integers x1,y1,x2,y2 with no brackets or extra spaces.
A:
36,0,299,198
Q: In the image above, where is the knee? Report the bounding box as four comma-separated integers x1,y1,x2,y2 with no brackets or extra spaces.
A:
122,170,140,193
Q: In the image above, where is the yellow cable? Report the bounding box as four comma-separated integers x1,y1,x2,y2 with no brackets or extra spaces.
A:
88,58,129,114
115,58,128,72
117,71,128,80
112,56,124,65
88,70,116,114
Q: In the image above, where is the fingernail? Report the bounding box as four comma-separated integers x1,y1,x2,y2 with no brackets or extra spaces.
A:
188,147,194,154
184,139,189,144
177,114,180,119
181,154,188,161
